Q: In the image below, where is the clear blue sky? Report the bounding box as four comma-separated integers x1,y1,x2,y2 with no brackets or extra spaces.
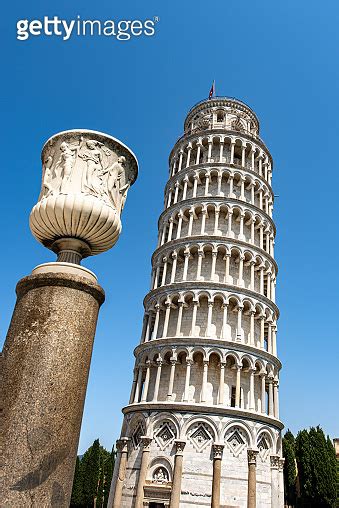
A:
1,0,338,453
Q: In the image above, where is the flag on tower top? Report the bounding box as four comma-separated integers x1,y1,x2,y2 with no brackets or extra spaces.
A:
208,80,215,99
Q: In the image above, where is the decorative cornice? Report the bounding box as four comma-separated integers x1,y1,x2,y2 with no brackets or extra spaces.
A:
164,163,274,197
143,281,280,318
134,336,282,370
184,97,260,129
170,128,273,165
158,196,276,235
152,236,278,275
122,402,284,430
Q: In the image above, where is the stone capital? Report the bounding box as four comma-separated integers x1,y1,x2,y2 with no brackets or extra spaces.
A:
116,437,130,453
270,454,280,469
174,439,186,455
212,443,224,459
247,449,258,465
140,436,152,450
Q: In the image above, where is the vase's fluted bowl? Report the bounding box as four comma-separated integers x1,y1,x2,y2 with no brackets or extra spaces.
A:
30,193,122,254
29,129,138,258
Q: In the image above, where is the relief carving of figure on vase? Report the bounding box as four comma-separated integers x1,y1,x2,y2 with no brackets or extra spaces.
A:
106,156,131,213
79,139,108,196
40,149,55,199
54,139,82,194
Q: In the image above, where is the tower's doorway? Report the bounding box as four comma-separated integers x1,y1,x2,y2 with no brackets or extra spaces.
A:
149,504,165,508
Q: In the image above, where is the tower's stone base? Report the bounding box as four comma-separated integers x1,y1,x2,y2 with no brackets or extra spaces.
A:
112,408,284,508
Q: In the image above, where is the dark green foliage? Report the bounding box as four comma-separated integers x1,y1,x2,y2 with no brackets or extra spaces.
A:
282,429,297,506
70,456,84,507
82,439,100,505
325,436,337,507
70,439,116,508
295,428,313,504
294,427,337,508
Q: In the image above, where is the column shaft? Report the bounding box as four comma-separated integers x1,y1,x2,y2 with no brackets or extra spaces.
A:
170,441,186,508
134,438,152,508
2,273,104,508
211,445,224,508
247,450,258,508
111,439,129,508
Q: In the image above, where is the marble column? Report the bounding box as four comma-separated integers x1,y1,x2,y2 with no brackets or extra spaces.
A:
278,458,285,507
111,438,130,508
270,455,280,508
167,359,177,400
133,367,143,403
218,363,225,404
183,359,192,401
134,436,152,508
201,360,209,402
273,380,280,419
141,361,151,402
129,368,138,404
170,440,186,508
1,271,105,507
247,449,258,508
190,300,199,336
152,359,163,401
235,365,241,407
268,377,274,416
211,444,224,508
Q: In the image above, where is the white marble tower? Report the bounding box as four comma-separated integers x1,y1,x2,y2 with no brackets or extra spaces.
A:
109,97,284,508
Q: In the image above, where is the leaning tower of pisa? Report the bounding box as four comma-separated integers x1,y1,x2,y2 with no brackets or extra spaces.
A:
109,97,284,508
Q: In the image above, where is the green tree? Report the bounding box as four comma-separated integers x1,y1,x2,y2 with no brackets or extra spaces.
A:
71,440,116,508
283,429,297,506
295,427,337,508
325,435,337,507
309,427,336,507
96,450,106,508
70,455,84,507
82,439,101,506
295,429,313,505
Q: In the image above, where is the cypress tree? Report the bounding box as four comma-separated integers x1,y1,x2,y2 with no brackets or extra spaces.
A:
325,435,337,507
295,427,337,508
96,450,106,508
296,429,313,505
283,429,297,506
307,427,336,507
70,455,84,507
70,440,117,508
82,439,101,506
